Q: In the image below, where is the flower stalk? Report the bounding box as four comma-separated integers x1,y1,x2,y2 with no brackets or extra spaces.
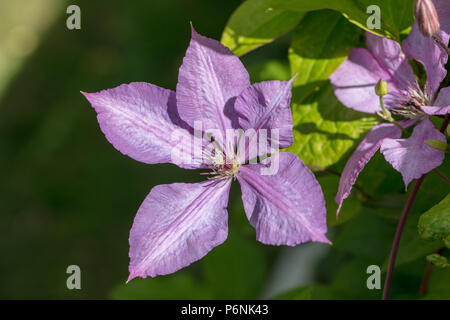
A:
375,79,410,135
382,115,449,300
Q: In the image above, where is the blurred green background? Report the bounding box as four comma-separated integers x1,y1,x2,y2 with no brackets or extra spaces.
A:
0,0,290,299
0,0,448,299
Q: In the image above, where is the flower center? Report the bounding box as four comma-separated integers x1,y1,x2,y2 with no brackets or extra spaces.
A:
202,147,240,180
390,82,430,119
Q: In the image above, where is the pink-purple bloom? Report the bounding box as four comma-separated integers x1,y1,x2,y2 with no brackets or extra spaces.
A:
330,0,449,214
82,27,329,280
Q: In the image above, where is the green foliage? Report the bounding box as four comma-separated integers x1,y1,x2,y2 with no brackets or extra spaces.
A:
329,258,382,299
262,0,414,40
285,10,377,167
383,213,442,270
110,273,213,300
426,254,450,268
288,10,361,102
418,194,450,243
246,60,291,83
110,230,268,300
423,267,450,299
2,0,447,301
333,207,395,263
274,284,334,299
221,0,304,56
202,231,268,299
286,83,377,168
318,175,360,227
221,0,414,56
220,0,448,301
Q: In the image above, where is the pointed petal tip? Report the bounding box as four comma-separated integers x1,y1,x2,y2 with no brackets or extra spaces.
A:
403,177,412,192
80,90,96,103
315,234,332,245
190,21,199,38
335,199,343,217
289,74,298,83
126,270,148,283
126,273,135,284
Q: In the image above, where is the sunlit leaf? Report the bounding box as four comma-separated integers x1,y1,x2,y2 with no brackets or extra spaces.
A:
264,0,414,40
286,83,377,168
418,194,450,243
286,10,377,167
221,0,304,56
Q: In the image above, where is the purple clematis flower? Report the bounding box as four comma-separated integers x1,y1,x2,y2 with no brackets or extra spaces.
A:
329,0,449,213
82,27,329,280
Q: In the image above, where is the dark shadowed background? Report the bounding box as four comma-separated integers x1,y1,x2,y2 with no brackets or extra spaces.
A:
0,0,294,299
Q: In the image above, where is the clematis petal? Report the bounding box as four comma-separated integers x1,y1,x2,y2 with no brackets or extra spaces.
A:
128,179,231,280
176,26,250,138
422,86,450,115
330,48,388,113
365,32,416,88
335,121,414,215
82,82,200,169
330,33,414,114
434,0,450,36
237,152,329,246
380,118,446,189
234,79,295,160
403,4,449,95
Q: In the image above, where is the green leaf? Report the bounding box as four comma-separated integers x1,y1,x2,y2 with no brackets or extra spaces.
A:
330,258,382,299
246,60,291,83
423,267,450,299
418,194,450,242
110,273,213,299
285,10,377,167
383,217,442,271
318,175,360,227
265,0,414,40
289,10,361,102
333,207,395,263
286,83,377,168
202,231,268,299
382,161,450,270
426,253,450,268
221,0,304,56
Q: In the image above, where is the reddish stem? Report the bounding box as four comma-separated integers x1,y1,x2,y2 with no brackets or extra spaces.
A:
382,115,449,300
382,176,426,300
418,248,443,297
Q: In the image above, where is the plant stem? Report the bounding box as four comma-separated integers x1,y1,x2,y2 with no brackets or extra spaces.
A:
418,248,443,297
418,262,434,297
433,168,450,184
382,115,449,300
382,175,426,300
440,115,449,134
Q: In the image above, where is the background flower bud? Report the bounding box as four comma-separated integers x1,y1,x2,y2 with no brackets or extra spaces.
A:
414,0,440,37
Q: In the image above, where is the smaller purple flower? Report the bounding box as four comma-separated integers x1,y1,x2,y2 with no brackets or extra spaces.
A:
83,26,329,280
329,0,449,213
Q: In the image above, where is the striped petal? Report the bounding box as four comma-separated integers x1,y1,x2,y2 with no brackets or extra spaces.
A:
237,152,329,246
128,179,231,280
